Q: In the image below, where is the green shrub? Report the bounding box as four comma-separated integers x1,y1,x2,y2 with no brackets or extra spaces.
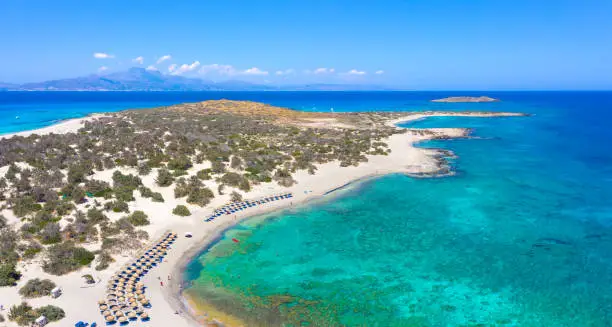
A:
82,274,95,284
87,208,107,224
138,186,153,197
172,205,191,216
8,302,37,326
172,169,188,177
151,192,165,202
37,305,65,321
19,278,56,298
39,223,62,244
230,191,243,202
95,251,114,271
10,196,42,217
111,171,142,190
155,168,175,187
127,211,150,226
187,187,215,206
196,169,212,180
22,244,43,259
42,242,95,275
113,186,135,202
106,200,129,213
167,156,193,171
0,263,21,286
85,179,112,197
138,162,152,176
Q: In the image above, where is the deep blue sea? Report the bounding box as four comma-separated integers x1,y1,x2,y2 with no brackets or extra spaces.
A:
3,91,612,326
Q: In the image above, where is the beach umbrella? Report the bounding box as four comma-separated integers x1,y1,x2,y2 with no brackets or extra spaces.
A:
137,294,146,300
140,312,149,320
107,294,116,299
135,307,144,315
98,299,106,305
103,310,112,317
117,316,127,323
110,305,118,311
116,311,124,317
118,296,125,302
99,304,108,311
128,311,137,319
136,289,144,295
105,316,115,323
140,299,149,305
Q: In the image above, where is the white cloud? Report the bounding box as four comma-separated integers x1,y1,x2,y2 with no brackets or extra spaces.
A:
198,64,269,76
93,52,114,59
167,64,177,73
98,66,108,73
132,56,144,64
156,55,172,64
313,67,335,74
242,67,269,75
170,61,201,75
199,64,237,76
275,69,295,76
347,69,367,75
146,65,158,71
375,70,384,75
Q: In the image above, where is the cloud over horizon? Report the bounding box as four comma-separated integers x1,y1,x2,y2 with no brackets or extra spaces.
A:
171,61,201,75
242,67,269,75
132,56,144,64
312,67,335,74
93,52,114,59
275,69,295,76
98,66,108,73
347,69,366,75
156,55,172,64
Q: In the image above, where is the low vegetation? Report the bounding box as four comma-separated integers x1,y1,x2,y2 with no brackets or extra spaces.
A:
18,278,56,298
172,205,191,216
8,302,65,326
42,242,95,275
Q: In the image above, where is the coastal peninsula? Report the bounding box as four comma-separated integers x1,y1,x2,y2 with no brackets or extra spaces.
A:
0,100,525,327
431,96,500,103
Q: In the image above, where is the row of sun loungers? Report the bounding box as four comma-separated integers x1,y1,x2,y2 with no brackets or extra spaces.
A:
205,192,293,222
97,232,177,325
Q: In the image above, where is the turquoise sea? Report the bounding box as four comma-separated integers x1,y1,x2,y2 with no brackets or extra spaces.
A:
2,91,612,326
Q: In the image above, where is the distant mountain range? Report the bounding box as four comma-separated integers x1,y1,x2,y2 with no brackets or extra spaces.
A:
0,68,393,91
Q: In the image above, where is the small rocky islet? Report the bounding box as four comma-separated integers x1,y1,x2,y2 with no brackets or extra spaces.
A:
431,96,500,103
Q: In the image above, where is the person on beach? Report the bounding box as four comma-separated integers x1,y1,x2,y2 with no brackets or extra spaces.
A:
168,275,171,281
160,281,164,287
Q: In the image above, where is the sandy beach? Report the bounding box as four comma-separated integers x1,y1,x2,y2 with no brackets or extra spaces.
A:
0,110,516,327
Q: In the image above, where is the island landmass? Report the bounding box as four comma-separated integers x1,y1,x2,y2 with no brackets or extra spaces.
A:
431,96,500,103
0,100,525,327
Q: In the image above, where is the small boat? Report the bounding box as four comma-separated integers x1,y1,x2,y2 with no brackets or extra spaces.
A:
232,238,239,243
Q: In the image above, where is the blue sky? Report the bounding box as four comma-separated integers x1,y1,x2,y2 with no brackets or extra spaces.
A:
1,0,611,89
